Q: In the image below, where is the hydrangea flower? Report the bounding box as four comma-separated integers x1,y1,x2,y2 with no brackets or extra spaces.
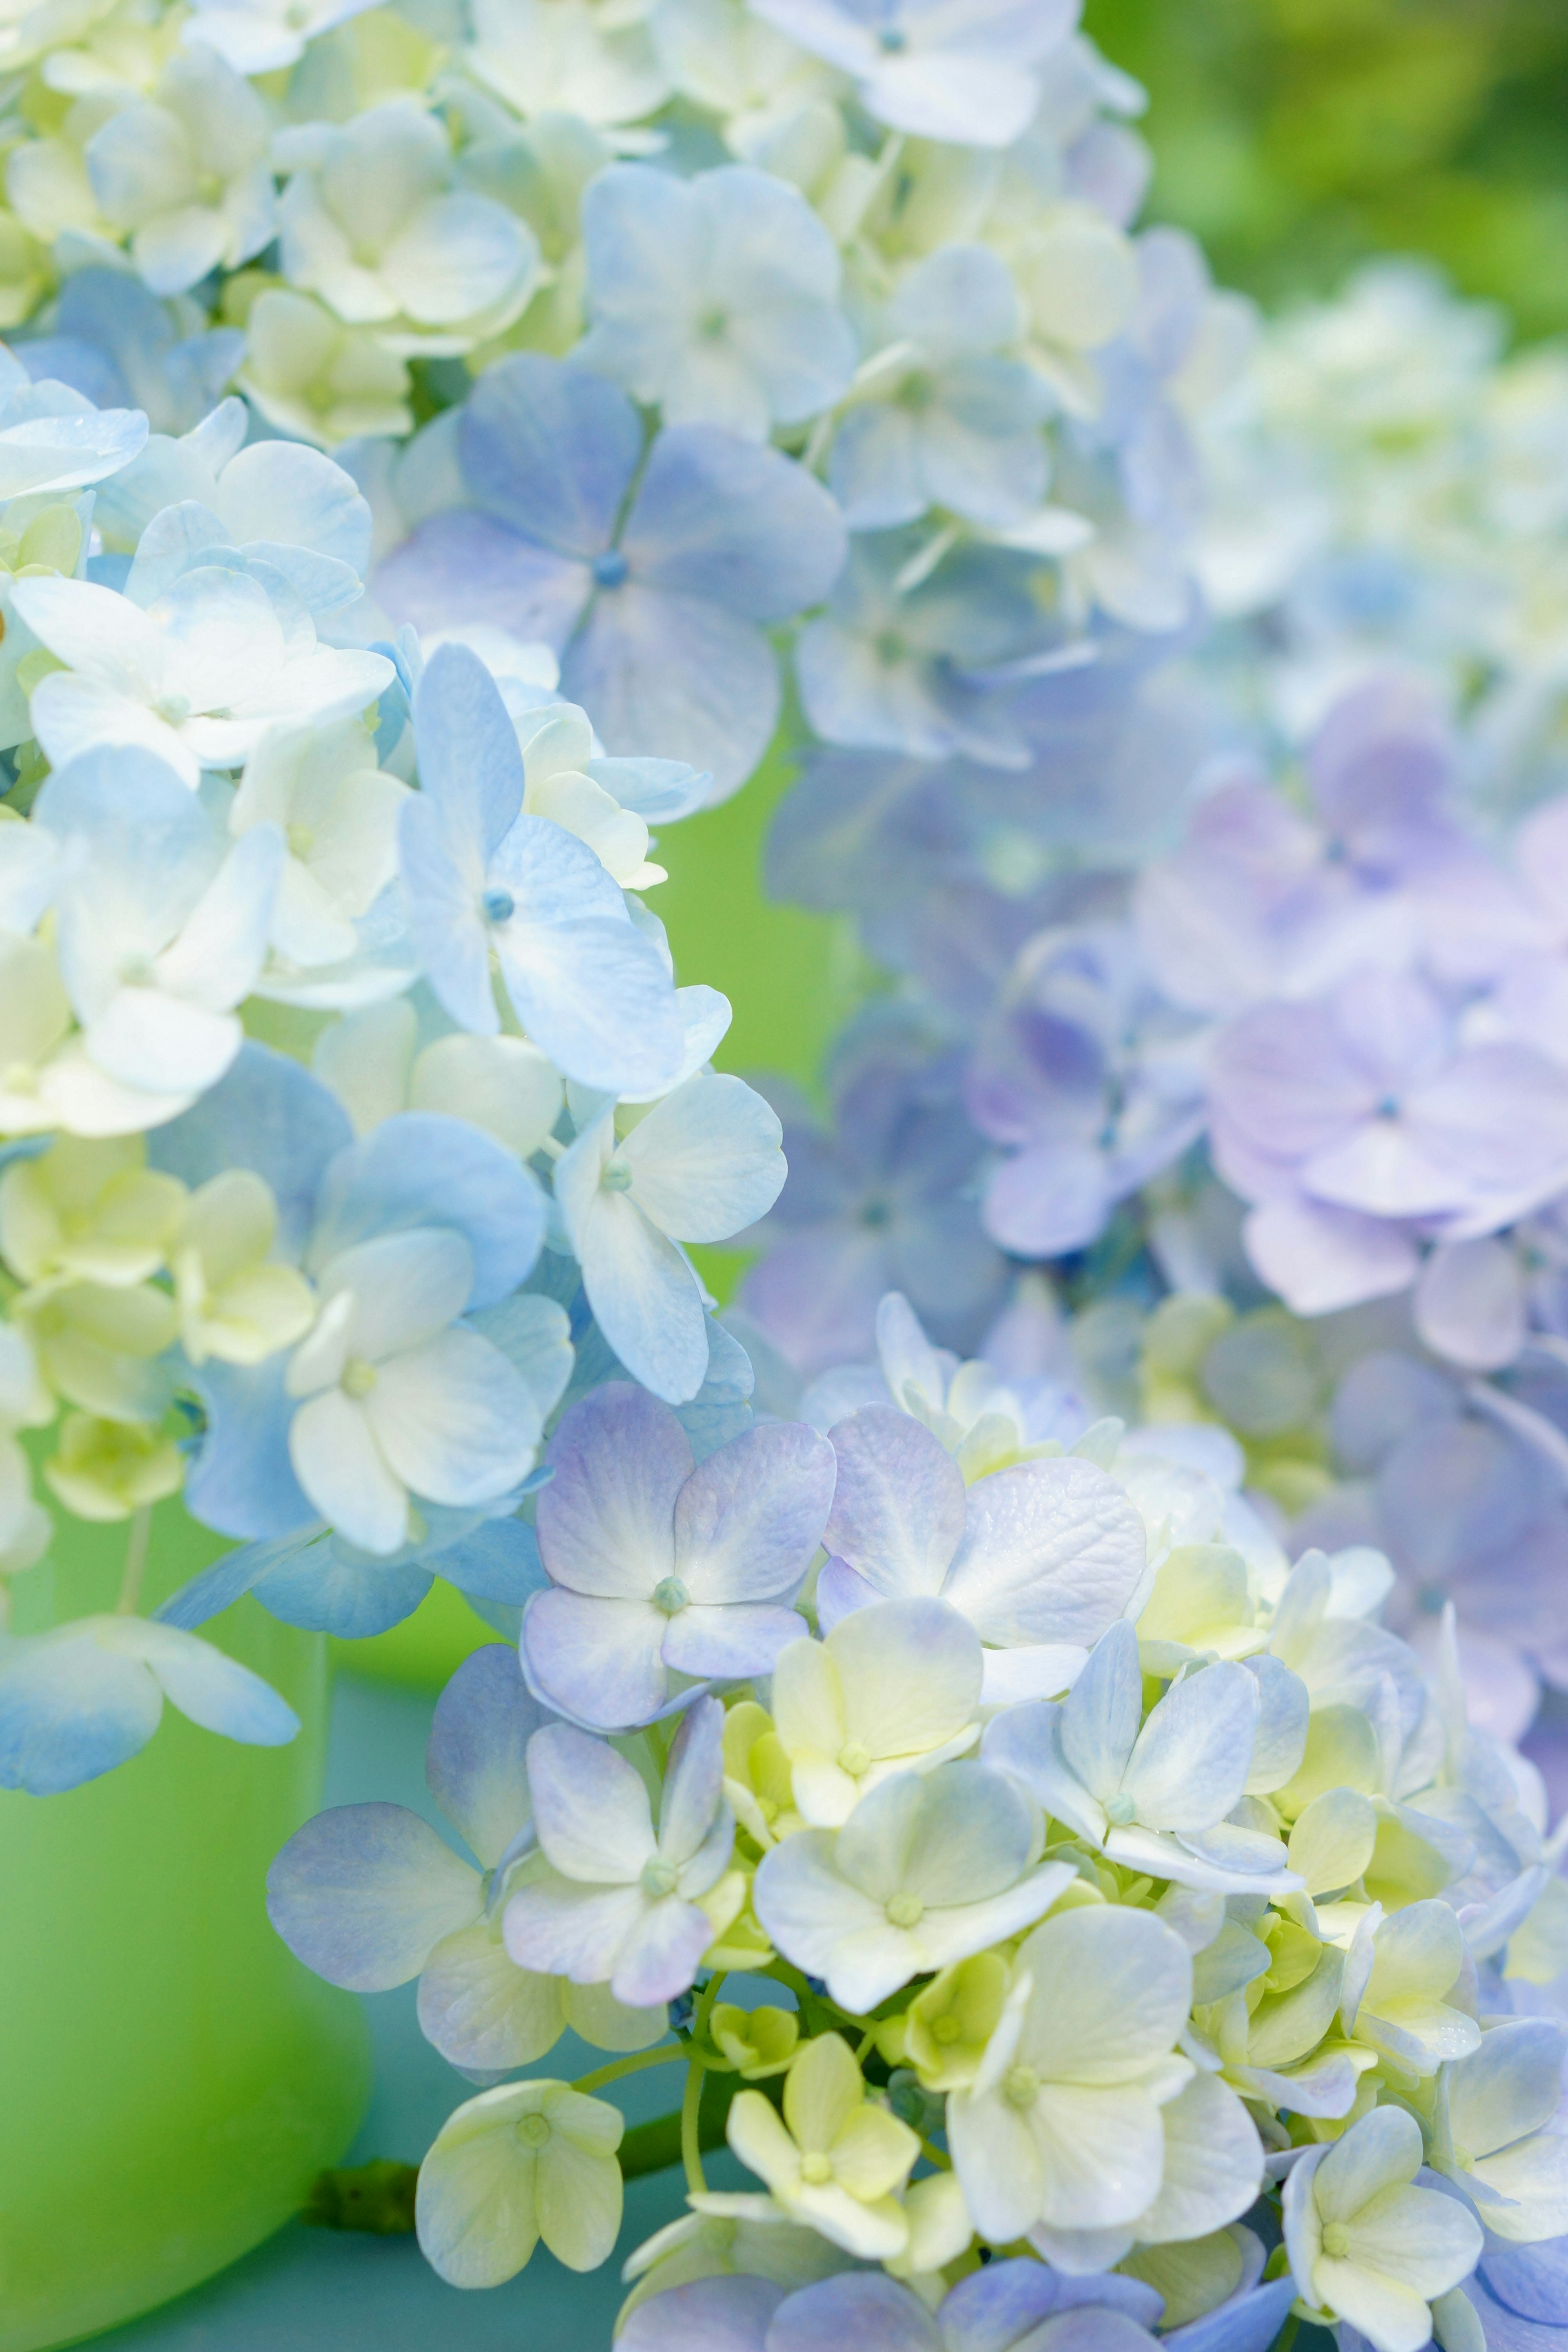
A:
273,101,539,349
555,1071,786,1401
501,1697,737,2006
816,1405,1148,1700
946,1902,1198,2240
828,244,1050,530
724,2030,919,2260
576,162,856,440
737,1037,1007,1376
752,1758,1075,2011
1282,2105,1483,2352
84,46,274,296
748,0,1080,148
522,1382,834,1730
372,353,847,795
415,2077,625,2288
399,641,684,1096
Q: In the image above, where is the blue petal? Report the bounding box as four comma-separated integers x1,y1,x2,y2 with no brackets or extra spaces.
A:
431,1517,550,1604
0,1627,159,1794
252,1547,434,1638
564,583,780,801
373,508,591,651
399,791,499,1036
414,641,526,871
308,1111,548,1307
626,426,846,622
460,352,642,559
183,1355,317,1542
585,755,713,820
154,1528,324,1630
149,1041,352,1257
426,1642,551,1865
675,1318,757,1463
1167,2279,1301,2352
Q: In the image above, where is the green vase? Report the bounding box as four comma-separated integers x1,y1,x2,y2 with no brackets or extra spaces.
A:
344,733,851,1695
0,1497,372,2352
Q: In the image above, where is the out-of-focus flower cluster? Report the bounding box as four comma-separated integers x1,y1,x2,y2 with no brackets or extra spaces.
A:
1194,260,1568,811
270,1287,1568,2352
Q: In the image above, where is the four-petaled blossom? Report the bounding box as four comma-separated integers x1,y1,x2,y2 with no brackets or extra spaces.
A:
577,162,855,440
400,641,684,1096
523,1381,834,1731
748,0,1080,147
284,1227,540,1556
85,46,274,297
818,1405,1147,1701
770,1597,986,1826
1282,2105,1483,2352
947,1903,1195,2241
753,1759,1076,2011
555,1071,786,1402
502,1697,736,2007
726,2031,920,2260
830,245,1050,530
373,353,847,796
982,1619,1305,1895
415,2077,625,2288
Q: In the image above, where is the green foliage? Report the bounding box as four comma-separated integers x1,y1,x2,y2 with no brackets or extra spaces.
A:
1085,0,1568,338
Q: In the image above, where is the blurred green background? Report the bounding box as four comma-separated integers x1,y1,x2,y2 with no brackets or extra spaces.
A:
1084,0,1568,341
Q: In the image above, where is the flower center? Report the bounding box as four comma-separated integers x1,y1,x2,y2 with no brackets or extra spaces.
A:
1321,2222,1350,2258
1003,2065,1039,2109
516,2112,551,2149
837,1740,872,1776
877,23,907,49
799,2152,833,2185
482,888,515,924
592,549,629,589
287,823,316,859
653,1575,690,1615
860,1196,891,1229
640,1856,678,1898
1106,1793,1136,1825
603,1155,634,1192
342,1357,378,1399
886,1891,924,1928
932,2014,962,2045
154,692,191,726
699,305,729,341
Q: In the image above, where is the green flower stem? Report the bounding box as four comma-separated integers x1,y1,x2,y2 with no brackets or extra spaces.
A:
618,2069,761,2182
571,2043,688,2097
116,1504,152,1616
682,1972,728,2194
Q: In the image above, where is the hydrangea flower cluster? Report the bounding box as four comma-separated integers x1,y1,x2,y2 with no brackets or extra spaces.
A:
1192,260,1568,809
0,356,787,1794
270,1290,1568,2348
0,0,1248,806
742,653,1568,1748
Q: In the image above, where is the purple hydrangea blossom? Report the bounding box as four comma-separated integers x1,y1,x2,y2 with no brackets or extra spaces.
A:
737,1033,1008,1376
372,353,847,798
965,921,1210,1261
520,1381,835,1732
